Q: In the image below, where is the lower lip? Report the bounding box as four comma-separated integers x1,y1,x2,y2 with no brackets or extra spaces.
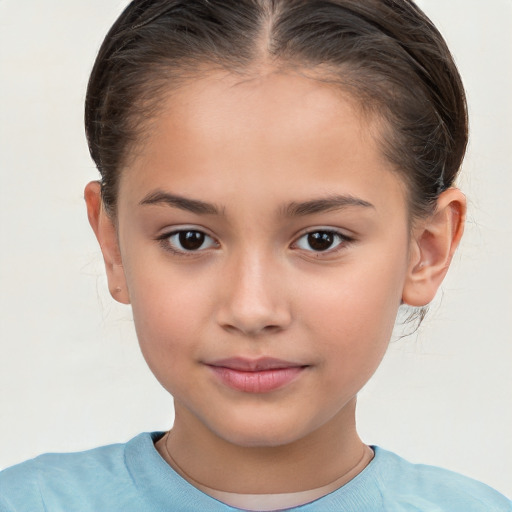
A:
208,366,306,393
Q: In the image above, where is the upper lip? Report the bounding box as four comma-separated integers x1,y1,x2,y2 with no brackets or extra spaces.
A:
206,357,307,372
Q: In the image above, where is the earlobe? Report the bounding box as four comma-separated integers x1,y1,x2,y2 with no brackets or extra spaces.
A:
402,188,466,307
84,181,131,305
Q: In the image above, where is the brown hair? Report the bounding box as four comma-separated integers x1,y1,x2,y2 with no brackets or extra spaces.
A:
85,0,468,219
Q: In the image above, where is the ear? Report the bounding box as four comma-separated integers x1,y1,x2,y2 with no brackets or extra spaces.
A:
402,188,466,307
84,181,131,304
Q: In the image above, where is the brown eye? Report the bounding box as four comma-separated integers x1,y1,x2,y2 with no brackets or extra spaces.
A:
179,231,205,250
307,232,335,251
164,229,217,253
295,230,349,253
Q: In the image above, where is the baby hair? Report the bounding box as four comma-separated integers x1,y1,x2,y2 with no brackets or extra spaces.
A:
85,0,467,220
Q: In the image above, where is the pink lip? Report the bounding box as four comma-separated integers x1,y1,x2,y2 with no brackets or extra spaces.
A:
206,357,308,394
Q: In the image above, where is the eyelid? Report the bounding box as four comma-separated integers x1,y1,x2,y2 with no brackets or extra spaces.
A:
291,227,355,254
155,223,218,241
156,225,220,256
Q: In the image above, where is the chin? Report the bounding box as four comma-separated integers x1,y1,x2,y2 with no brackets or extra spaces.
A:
208,411,319,449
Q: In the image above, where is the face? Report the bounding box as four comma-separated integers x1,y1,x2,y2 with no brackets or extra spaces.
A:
110,71,415,447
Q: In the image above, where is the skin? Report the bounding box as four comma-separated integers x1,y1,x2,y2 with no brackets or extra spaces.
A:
85,70,465,494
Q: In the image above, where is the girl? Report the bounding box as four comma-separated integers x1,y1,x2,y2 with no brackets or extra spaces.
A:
1,1,511,510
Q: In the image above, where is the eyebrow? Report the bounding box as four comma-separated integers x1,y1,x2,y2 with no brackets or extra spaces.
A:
140,190,222,215
283,195,374,217
139,190,374,217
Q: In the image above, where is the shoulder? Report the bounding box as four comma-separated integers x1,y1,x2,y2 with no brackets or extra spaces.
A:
370,446,512,512
0,433,155,512
0,432,243,512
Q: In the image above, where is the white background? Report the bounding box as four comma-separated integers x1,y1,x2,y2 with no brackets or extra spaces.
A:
1,0,511,498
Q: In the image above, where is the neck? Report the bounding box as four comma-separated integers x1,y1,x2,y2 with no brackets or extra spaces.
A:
156,398,368,494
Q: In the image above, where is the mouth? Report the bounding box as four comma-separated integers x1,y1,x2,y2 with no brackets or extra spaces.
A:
206,357,309,394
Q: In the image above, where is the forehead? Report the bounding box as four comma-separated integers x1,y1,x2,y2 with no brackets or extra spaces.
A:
143,69,375,159
120,70,406,214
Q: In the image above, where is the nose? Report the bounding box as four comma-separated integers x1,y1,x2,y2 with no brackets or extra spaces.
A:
215,250,292,337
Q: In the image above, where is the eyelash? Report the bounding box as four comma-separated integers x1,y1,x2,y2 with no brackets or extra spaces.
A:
293,229,354,255
156,228,354,257
156,229,219,256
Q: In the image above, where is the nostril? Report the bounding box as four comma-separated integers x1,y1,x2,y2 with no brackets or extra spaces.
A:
262,324,282,334
220,322,283,337
222,324,239,335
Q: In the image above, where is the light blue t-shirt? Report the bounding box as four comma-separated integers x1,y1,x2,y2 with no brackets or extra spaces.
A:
1,432,510,511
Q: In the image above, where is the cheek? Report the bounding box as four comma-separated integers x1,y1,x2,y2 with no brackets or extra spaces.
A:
298,256,406,369
126,248,209,331
126,265,211,379
301,260,403,329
